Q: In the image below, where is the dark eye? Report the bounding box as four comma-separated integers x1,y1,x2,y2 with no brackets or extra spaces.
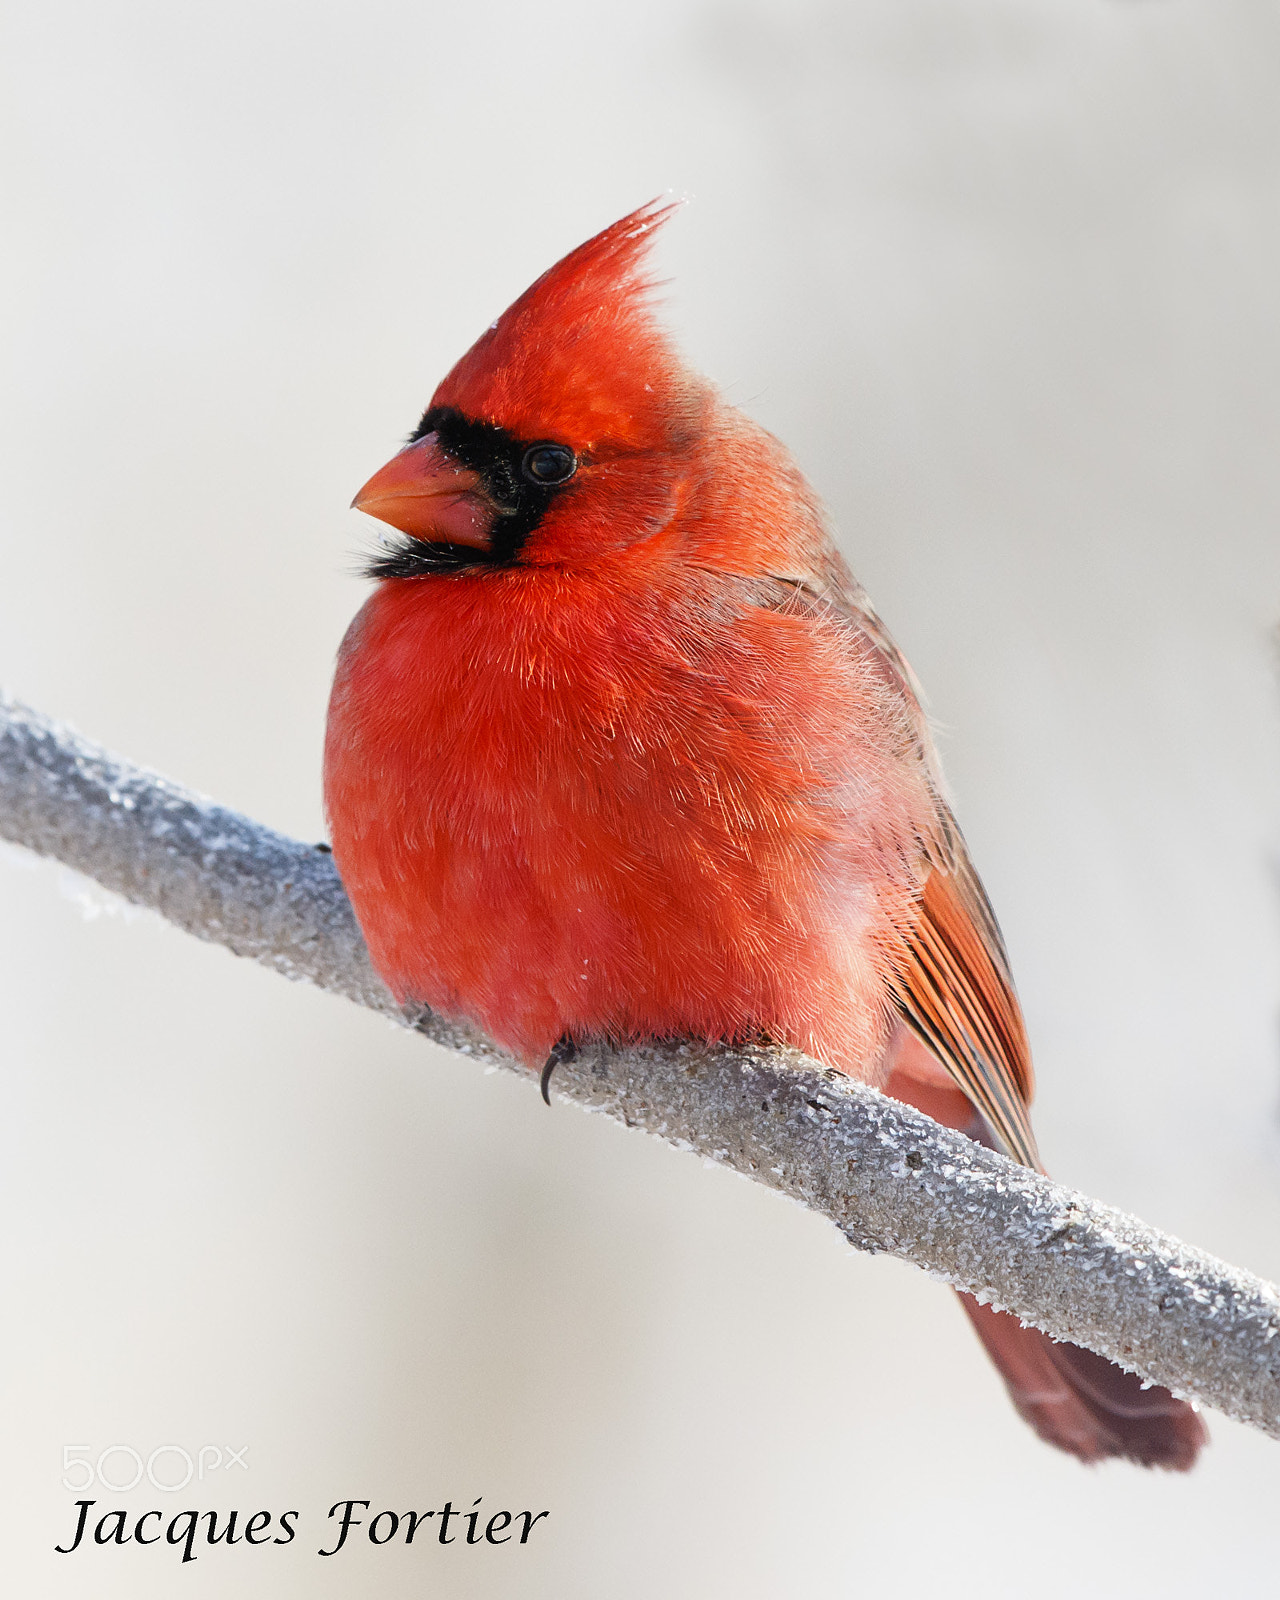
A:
521,443,577,485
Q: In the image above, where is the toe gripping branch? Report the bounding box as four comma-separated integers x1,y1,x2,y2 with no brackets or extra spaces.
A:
540,1036,578,1105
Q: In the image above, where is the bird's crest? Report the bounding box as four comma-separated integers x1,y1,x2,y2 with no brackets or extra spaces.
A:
431,200,691,453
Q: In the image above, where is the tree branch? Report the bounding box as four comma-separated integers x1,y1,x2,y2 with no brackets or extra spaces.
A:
3,691,1278,1439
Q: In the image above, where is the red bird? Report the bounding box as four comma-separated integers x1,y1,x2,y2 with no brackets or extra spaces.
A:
325,203,1205,1469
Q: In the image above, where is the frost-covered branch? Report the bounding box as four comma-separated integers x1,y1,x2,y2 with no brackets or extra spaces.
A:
2,692,1279,1439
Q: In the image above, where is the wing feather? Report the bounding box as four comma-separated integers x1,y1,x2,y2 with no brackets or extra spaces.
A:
761,559,1041,1170
891,846,1041,1170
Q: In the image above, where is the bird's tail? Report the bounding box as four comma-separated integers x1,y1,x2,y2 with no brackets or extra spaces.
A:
882,1041,1208,1469
956,1294,1206,1470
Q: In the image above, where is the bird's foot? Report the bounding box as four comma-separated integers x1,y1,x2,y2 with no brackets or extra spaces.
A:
539,1036,577,1106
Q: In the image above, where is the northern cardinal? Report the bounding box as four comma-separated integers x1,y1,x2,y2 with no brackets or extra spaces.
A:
325,203,1205,1469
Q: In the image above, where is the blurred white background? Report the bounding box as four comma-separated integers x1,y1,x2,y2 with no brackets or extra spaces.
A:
3,1,1280,1594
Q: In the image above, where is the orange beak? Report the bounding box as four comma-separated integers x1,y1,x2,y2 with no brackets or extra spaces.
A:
351,433,496,551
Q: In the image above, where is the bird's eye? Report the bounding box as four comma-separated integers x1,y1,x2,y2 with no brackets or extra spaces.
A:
521,443,577,485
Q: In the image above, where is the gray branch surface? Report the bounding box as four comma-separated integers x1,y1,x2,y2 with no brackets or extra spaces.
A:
3,691,1279,1439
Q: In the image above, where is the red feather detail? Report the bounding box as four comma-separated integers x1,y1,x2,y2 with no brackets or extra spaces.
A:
433,199,691,454
959,1298,1206,1470
892,861,1041,1168
886,1054,1205,1469
325,559,921,1076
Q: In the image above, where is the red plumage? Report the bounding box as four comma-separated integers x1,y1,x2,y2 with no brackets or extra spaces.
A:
324,202,1205,1470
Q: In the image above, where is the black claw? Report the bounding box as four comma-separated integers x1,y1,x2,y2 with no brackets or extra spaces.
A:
540,1036,577,1105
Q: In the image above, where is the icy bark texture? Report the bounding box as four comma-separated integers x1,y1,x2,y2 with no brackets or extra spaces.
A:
3,692,1278,1439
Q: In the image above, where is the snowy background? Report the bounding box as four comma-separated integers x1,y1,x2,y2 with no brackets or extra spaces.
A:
2,1,1279,1594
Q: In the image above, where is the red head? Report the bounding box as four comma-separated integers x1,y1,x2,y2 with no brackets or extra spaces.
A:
353,201,709,571
433,199,690,452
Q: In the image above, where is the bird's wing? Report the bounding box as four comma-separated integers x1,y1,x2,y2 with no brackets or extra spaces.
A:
889,837,1041,1169
763,560,1041,1170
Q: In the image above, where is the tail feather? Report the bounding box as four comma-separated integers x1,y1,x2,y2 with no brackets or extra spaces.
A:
884,1042,1208,1469
958,1295,1206,1470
